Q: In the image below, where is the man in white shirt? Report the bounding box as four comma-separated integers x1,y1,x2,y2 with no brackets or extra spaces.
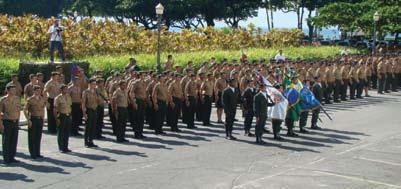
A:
48,19,65,63
274,49,286,62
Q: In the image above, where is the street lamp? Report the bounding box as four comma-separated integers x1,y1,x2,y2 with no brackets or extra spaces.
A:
372,11,380,55
155,3,164,74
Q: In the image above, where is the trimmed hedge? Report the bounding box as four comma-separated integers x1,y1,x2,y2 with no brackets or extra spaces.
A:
18,62,89,91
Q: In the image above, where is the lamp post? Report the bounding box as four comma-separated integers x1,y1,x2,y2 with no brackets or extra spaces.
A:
155,3,164,74
373,11,380,55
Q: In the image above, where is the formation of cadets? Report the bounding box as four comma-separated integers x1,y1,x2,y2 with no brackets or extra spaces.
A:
1,54,400,164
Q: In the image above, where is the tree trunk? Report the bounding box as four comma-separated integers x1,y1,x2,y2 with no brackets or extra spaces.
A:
205,16,215,27
307,10,314,41
300,6,305,30
265,7,271,31
395,33,400,43
269,3,274,29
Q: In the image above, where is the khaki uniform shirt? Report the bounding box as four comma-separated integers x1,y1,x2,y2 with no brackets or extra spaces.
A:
69,85,82,103
24,83,36,99
82,89,99,110
0,95,20,120
112,88,128,108
185,80,198,97
168,80,183,99
25,96,46,118
201,80,213,96
54,94,72,114
45,79,61,99
131,80,147,100
152,83,169,102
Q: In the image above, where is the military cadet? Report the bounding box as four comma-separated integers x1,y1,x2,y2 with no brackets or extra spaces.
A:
356,63,365,99
241,79,256,137
56,66,66,84
385,59,393,93
54,85,72,153
222,78,239,140
130,72,147,138
311,76,323,130
214,72,227,123
349,62,359,99
112,81,129,143
69,78,83,136
184,73,198,129
6,74,23,97
391,59,398,92
82,79,100,148
36,72,45,90
200,73,214,126
377,59,386,94
325,64,335,104
340,63,350,101
198,62,209,75
164,55,174,71
0,84,21,164
95,78,108,139
253,83,275,144
146,74,157,129
270,84,285,140
168,73,183,132
333,63,342,103
127,70,138,133
23,85,46,159
299,79,311,134
24,74,39,100
108,72,122,134
195,73,203,122
152,74,171,135
44,72,61,134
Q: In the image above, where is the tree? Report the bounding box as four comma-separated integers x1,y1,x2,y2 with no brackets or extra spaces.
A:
0,0,65,17
222,0,263,28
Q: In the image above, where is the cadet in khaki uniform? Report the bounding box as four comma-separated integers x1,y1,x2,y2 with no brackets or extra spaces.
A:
385,60,393,93
214,72,227,123
108,73,122,134
36,72,45,91
130,72,147,139
54,85,72,153
184,74,198,129
200,73,214,126
349,63,359,99
112,81,129,143
44,72,61,134
325,64,335,103
82,79,100,148
356,63,366,99
377,60,386,94
69,78,83,136
6,74,23,97
23,85,46,159
152,75,171,135
333,63,342,102
146,74,157,129
180,69,192,124
24,74,39,100
340,63,350,101
391,60,398,92
95,78,107,139
168,73,183,132
56,66,66,84
0,85,21,164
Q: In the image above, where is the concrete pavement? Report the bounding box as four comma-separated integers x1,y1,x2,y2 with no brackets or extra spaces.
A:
1,91,401,189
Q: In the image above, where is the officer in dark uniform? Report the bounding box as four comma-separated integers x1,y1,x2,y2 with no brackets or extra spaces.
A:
241,79,256,137
222,78,239,140
311,76,323,130
23,85,46,159
0,84,21,164
253,84,275,144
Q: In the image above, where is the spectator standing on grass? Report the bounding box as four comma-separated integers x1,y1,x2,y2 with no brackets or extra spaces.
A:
274,49,286,62
48,19,65,63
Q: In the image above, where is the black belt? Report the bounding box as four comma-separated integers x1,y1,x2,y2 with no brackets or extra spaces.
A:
3,119,18,123
31,116,43,119
60,113,71,116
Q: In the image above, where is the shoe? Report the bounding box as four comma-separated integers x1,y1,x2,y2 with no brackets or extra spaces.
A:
385,91,390,93
350,97,356,100
229,136,237,140
274,135,284,141
365,95,371,97
247,133,255,137
311,126,322,130
378,92,384,94
11,159,20,163
300,129,309,133
258,139,266,144
334,100,341,103
159,131,166,135
226,136,231,140
122,139,129,143
37,155,44,159
217,120,224,124
96,135,106,139
325,101,332,104
263,129,271,133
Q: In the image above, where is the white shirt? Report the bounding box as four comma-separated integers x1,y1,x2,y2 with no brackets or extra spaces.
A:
229,87,235,93
48,25,63,42
274,53,286,62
